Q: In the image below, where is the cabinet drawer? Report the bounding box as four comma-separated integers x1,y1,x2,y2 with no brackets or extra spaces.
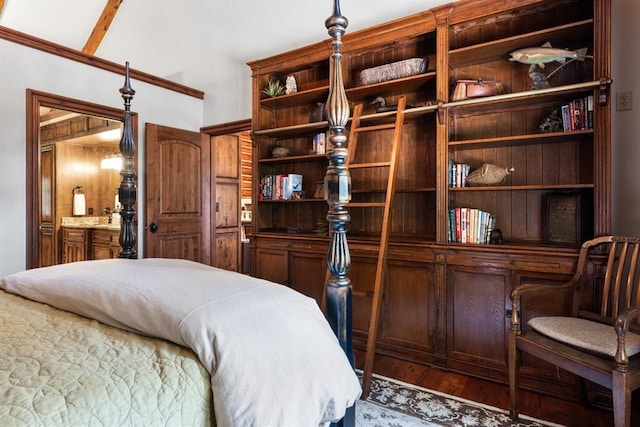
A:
92,229,118,244
63,229,88,242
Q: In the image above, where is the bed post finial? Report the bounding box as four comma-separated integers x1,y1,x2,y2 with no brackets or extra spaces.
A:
324,4,355,423
118,61,137,259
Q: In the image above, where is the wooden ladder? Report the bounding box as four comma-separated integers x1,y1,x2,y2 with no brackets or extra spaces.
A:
349,96,406,398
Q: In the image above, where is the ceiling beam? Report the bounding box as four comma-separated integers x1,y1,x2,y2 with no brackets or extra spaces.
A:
82,0,123,56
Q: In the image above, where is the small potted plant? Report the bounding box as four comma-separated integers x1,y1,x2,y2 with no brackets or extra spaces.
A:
262,79,285,98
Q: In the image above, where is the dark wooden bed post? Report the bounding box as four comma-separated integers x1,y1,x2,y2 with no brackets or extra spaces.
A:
118,62,137,259
325,3,355,425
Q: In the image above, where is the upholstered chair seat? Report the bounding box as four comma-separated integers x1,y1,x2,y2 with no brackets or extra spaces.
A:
528,316,640,358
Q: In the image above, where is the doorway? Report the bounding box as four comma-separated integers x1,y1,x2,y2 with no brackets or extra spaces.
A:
26,90,137,269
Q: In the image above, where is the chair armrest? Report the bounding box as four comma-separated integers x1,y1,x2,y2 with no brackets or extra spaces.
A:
614,306,640,366
509,274,582,332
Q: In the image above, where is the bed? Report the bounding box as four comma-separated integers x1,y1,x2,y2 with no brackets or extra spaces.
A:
0,258,360,426
2,1,357,426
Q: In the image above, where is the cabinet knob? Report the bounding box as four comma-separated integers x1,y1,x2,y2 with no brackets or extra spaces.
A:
149,222,159,233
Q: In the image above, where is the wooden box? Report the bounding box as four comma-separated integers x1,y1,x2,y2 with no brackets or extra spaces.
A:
546,192,593,246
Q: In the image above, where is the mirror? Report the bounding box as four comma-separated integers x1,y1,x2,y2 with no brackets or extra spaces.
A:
26,90,137,269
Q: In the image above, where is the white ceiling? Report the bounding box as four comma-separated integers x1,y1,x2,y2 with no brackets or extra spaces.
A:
0,0,453,92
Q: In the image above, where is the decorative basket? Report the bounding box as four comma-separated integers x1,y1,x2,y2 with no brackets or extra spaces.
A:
271,146,290,158
529,57,593,90
466,164,515,186
359,58,428,86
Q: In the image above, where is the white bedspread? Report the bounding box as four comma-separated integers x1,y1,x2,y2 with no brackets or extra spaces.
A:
1,258,361,426
0,289,212,426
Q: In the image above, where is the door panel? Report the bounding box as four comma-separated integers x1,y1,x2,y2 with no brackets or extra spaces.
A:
213,231,239,272
212,134,241,271
215,182,239,228
145,123,211,264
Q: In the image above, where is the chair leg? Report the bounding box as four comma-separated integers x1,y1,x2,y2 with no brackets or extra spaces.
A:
508,331,520,420
611,370,631,427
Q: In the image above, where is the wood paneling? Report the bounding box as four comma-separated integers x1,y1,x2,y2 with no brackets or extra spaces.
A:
248,0,610,401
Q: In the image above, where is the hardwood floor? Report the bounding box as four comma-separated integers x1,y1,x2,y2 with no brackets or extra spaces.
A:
355,351,639,427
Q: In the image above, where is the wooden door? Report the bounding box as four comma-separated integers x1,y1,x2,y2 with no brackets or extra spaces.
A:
211,134,241,271
145,123,212,264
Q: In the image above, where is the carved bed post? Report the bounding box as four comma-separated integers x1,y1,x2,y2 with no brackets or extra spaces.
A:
325,0,353,370
118,62,137,258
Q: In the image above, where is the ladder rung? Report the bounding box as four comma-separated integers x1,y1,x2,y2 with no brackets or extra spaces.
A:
352,123,396,133
350,162,391,169
348,202,386,208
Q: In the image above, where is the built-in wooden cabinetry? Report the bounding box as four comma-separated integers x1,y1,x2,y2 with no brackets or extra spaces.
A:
62,226,121,263
61,227,90,264
248,0,610,400
91,228,121,260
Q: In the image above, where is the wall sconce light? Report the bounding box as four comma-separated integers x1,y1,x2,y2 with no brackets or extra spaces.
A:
100,153,123,171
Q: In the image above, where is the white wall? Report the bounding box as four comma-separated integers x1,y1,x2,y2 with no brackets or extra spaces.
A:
0,39,203,276
611,0,640,236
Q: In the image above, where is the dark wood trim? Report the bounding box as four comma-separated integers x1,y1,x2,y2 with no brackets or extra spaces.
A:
200,119,251,136
2,26,204,100
26,89,138,269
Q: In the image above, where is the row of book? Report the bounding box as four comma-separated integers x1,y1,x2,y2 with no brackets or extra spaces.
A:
561,94,594,132
259,173,303,200
448,161,470,188
448,207,496,244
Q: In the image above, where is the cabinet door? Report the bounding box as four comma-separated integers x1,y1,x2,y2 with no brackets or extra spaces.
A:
289,251,325,306
62,228,88,263
382,260,436,358
446,264,510,380
38,227,56,267
64,241,88,263
255,248,288,285
92,243,113,260
213,230,240,272
350,256,437,361
349,256,377,337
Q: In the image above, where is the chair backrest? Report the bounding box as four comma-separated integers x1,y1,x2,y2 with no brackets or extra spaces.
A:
576,236,640,328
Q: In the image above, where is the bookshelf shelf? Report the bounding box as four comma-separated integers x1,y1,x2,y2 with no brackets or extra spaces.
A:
450,184,594,192
449,129,593,148
448,19,594,68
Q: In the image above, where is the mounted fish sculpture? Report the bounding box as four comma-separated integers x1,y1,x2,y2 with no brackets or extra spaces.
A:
509,42,588,69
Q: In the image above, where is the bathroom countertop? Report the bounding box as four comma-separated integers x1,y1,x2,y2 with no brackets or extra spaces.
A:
61,216,120,231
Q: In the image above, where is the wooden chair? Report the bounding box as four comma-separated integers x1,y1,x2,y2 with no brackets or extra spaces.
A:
508,235,640,427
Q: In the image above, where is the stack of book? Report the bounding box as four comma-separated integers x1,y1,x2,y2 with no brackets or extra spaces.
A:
448,161,470,188
448,207,496,244
560,94,594,132
259,174,303,200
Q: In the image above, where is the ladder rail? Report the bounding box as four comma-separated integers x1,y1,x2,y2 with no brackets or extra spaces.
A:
355,96,407,398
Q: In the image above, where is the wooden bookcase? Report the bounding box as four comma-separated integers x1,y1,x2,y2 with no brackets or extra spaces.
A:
247,0,610,399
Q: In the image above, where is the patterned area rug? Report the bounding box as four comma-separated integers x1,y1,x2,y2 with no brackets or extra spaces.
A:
356,373,565,427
